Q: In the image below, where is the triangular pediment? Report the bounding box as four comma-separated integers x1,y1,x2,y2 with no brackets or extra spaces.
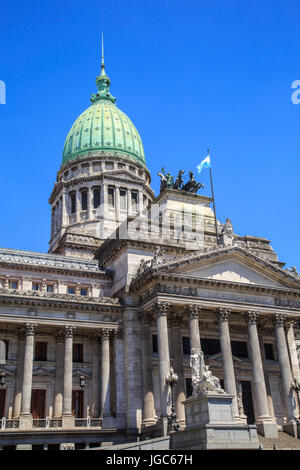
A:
155,246,299,289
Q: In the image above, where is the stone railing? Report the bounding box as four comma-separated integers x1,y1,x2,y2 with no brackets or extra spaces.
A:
1,418,19,430
0,416,102,430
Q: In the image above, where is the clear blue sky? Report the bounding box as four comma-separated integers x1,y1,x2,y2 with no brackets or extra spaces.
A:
0,0,299,269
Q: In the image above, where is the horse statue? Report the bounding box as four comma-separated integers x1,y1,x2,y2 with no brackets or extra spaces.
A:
181,171,204,193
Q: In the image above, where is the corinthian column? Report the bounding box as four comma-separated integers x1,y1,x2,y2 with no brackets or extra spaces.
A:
186,304,201,354
170,315,186,427
13,334,26,418
140,312,156,426
53,331,64,418
156,302,171,420
19,323,37,429
274,314,298,431
247,311,278,438
218,308,239,420
101,328,112,426
62,325,76,428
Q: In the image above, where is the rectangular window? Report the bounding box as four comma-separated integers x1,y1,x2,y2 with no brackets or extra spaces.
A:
231,341,248,358
35,342,47,361
108,187,115,208
105,162,114,170
264,343,274,360
70,194,76,214
120,189,127,210
81,191,88,211
67,286,75,295
182,337,190,355
93,188,100,208
46,284,54,293
131,191,138,212
10,280,18,289
152,334,158,353
201,338,221,356
32,283,39,291
185,378,193,398
3,340,8,361
73,343,83,362
80,288,88,296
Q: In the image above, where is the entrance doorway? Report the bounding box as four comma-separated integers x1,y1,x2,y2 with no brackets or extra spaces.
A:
241,381,255,424
0,389,6,418
72,390,84,418
31,389,46,419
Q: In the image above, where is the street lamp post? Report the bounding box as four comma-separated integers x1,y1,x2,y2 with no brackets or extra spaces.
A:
166,367,180,432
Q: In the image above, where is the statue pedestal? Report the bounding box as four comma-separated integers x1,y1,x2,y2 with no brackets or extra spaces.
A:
170,392,260,450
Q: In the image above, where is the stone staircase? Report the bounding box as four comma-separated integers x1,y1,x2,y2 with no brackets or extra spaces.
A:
259,431,300,450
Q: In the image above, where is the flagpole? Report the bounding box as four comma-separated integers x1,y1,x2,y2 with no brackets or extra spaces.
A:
207,149,219,245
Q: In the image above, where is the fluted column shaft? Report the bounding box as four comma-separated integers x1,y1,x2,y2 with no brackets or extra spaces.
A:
12,335,26,418
20,323,37,416
218,309,239,419
274,314,298,421
53,332,64,418
90,337,100,418
63,326,75,416
286,323,300,382
247,312,272,422
156,302,171,418
187,304,201,354
141,317,156,425
171,319,186,424
101,329,111,416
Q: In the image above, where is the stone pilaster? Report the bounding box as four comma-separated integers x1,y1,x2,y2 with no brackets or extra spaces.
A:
247,311,278,438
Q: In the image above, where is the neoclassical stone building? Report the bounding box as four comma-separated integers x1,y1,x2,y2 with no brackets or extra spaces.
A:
0,53,300,450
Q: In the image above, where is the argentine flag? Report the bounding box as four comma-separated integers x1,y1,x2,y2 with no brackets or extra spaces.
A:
197,154,211,174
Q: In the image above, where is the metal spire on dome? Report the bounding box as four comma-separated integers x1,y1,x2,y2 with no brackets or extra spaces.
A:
101,32,106,76
90,33,116,104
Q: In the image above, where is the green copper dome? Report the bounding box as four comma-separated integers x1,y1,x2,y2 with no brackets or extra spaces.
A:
62,47,146,168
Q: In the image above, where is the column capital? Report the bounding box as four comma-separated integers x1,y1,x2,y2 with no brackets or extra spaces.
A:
139,309,154,325
218,307,231,322
247,310,260,324
101,328,114,340
64,325,76,338
273,313,287,327
55,330,65,343
185,304,201,319
24,323,38,336
156,302,171,317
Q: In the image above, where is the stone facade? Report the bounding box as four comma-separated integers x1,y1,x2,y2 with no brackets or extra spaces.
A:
1,59,300,450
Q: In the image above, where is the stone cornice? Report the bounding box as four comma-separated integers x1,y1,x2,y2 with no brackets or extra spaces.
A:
94,238,188,266
133,244,300,289
0,288,122,312
130,271,300,309
0,248,110,279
